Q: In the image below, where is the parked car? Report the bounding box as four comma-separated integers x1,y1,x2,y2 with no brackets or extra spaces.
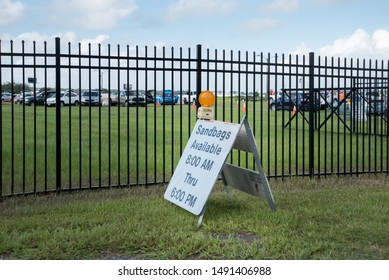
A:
180,91,197,104
46,91,79,106
146,90,156,103
299,92,322,111
155,90,179,105
119,90,147,106
109,91,126,106
23,92,41,106
81,91,101,106
1,92,13,102
22,91,55,106
268,91,303,111
16,92,34,104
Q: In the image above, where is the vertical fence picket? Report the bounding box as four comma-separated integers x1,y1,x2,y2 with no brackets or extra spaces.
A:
309,52,315,178
55,37,61,191
0,40,2,200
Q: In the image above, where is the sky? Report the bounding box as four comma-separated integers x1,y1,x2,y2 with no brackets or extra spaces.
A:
1,0,389,61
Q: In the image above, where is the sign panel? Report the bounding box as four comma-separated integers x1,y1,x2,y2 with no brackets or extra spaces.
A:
223,118,276,212
222,164,268,198
164,119,241,215
28,77,36,84
222,163,275,211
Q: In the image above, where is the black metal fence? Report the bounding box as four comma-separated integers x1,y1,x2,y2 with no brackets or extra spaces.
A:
1,37,388,197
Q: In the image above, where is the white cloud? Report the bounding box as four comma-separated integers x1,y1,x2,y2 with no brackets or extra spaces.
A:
290,28,389,60
318,29,373,58
313,0,354,4
167,0,237,19
51,0,138,30
154,41,166,49
372,29,389,51
260,0,299,14
290,42,312,56
0,0,25,26
0,32,55,52
241,18,281,32
14,32,109,46
0,31,110,54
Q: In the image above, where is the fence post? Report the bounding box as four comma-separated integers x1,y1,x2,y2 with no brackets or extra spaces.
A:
308,52,315,178
0,40,2,200
196,44,202,111
55,37,61,191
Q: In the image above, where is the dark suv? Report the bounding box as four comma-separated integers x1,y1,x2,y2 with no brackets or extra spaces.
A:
146,90,155,103
299,92,322,111
23,91,55,106
268,91,302,111
269,90,324,111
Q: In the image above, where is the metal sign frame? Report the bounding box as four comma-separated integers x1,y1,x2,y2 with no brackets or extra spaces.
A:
221,117,276,211
164,116,275,227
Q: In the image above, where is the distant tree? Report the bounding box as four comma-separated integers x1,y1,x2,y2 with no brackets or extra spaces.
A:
1,82,32,94
38,87,55,93
254,91,260,100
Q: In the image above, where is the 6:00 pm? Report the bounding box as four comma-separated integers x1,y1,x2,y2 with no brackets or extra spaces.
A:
170,187,197,208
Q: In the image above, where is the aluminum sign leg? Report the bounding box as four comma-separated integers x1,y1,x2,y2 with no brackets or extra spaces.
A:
197,206,206,228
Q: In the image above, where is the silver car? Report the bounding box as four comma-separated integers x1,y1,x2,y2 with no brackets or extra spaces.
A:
109,91,127,106
81,91,101,106
120,90,146,106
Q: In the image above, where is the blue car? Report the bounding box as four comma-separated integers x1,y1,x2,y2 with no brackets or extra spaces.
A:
155,90,179,105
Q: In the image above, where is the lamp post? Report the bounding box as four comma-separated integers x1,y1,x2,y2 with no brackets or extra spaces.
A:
95,70,107,90
100,71,107,90
257,54,277,100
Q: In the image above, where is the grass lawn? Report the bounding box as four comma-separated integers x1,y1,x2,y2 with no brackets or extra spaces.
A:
1,101,388,195
0,175,388,260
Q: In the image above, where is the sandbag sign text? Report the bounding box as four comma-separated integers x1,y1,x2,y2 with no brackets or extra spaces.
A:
164,120,241,215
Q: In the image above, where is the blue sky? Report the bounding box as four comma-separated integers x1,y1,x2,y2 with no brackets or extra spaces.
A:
1,0,389,60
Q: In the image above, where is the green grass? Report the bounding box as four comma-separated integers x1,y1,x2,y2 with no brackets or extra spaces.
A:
1,103,198,193
1,100,388,195
0,176,388,260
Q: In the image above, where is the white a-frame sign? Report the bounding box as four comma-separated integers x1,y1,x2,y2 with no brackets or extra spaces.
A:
164,116,275,225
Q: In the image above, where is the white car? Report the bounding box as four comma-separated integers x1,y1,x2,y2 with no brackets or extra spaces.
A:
1,92,13,102
46,92,79,106
179,91,197,104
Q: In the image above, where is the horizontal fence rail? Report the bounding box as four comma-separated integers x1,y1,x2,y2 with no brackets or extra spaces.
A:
0,38,388,197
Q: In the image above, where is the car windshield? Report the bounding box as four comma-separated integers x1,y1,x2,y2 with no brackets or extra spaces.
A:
47,93,56,98
126,90,143,96
163,90,172,96
82,91,98,97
